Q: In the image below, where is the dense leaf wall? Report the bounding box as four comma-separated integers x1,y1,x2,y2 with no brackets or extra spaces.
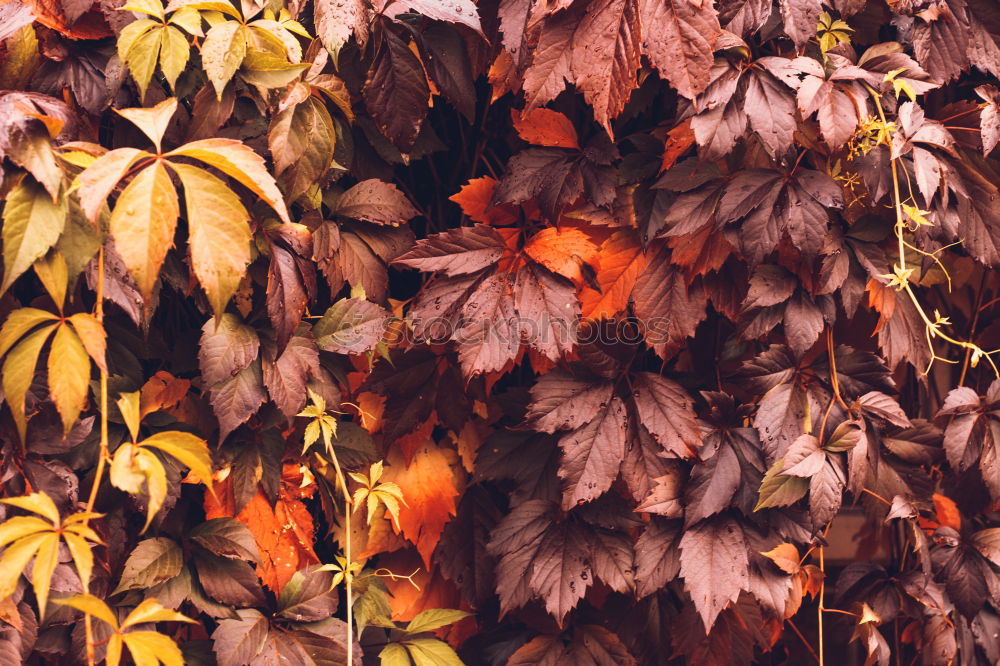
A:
3,0,1000,664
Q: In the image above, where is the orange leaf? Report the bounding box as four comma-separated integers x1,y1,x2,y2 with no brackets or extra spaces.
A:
356,391,386,433
397,412,437,464
512,108,580,149
524,227,598,283
660,119,695,173
495,227,524,273
378,549,477,647
452,419,487,474
866,278,896,334
139,371,191,419
667,225,733,278
204,464,318,592
760,543,801,574
383,442,463,568
579,229,647,319
449,178,519,226
801,564,824,599
933,493,961,530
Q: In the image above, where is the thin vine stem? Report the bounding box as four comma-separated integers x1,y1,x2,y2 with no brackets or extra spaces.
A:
863,83,1000,380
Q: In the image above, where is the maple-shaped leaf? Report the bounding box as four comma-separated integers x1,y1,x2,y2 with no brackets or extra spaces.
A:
520,0,641,136
688,62,749,161
625,415,683,506
267,224,315,355
490,147,584,221
778,0,822,47
393,224,507,276
313,298,389,355
761,54,874,150
486,499,558,617
406,270,491,343
199,315,266,441
936,382,1000,500
680,515,750,631
742,345,829,460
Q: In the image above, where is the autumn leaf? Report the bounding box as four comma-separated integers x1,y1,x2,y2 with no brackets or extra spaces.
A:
579,229,647,319
204,464,319,592
512,108,580,149
382,443,463,568
523,226,598,283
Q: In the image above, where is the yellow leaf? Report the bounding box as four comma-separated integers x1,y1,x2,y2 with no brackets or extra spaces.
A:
107,634,124,666
0,532,48,599
0,516,51,549
1,324,57,441
141,430,215,492
201,20,248,99
120,0,165,19
116,98,179,154
76,147,149,223
165,138,290,223
165,0,242,20
159,25,190,90
68,312,107,373
110,445,168,532
168,162,251,319
1,176,67,295
859,602,881,625
0,307,58,359
0,24,39,90
63,531,95,590
33,251,68,311
404,637,465,666
0,492,61,523
123,630,186,666
122,598,196,628
122,25,164,101
54,594,119,629
31,532,59,620
117,391,142,441
47,322,91,434
108,160,180,301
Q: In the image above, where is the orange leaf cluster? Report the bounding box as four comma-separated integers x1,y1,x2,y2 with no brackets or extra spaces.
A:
204,463,318,592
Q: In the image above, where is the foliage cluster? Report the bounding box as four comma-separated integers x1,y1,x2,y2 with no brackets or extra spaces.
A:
6,0,1000,664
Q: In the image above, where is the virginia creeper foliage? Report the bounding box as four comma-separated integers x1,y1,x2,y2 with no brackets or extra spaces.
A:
5,0,1000,664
